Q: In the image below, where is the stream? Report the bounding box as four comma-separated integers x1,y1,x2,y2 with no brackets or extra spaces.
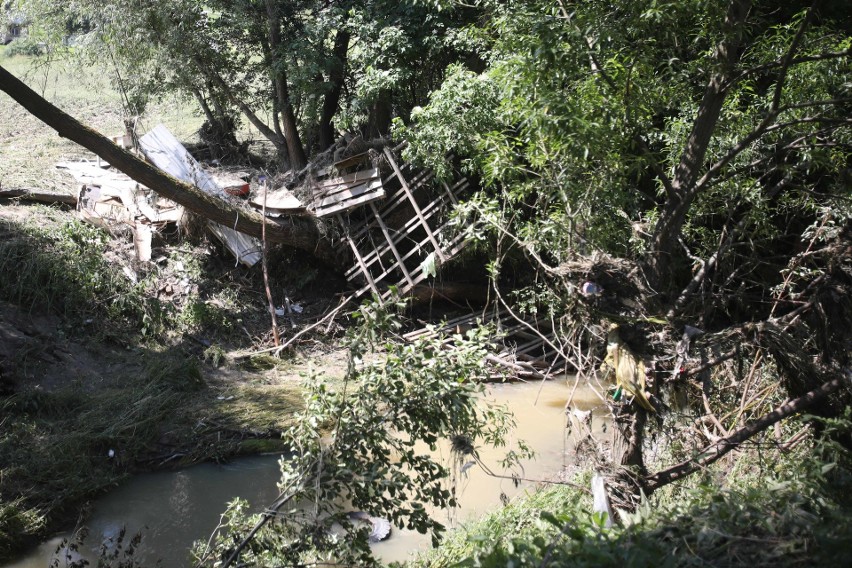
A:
5,378,608,567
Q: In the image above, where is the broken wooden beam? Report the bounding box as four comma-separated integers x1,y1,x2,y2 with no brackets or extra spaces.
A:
0,188,77,206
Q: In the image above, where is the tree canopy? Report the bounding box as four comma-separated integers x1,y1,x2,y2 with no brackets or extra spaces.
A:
6,0,852,565
22,0,482,167
403,0,850,304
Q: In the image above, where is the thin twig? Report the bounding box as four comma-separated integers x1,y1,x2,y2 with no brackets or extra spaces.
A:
232,294,356,360
260,177,280,346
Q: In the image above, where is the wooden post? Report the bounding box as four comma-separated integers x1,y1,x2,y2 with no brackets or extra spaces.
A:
337,213,382,300
369,202,415,289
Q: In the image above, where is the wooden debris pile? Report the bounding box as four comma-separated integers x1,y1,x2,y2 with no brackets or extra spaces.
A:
403,308,566,380
328,145,472,303
138,124,262,267
56,159,183,263
305,152,385,218
40,124,267,266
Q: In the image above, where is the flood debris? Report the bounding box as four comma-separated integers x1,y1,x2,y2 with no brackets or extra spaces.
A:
249,187,305,216
139,124,262,267
46,126,558,378
305,152,385,217
330,145,471,303
403,308,566,381
58,159,184,262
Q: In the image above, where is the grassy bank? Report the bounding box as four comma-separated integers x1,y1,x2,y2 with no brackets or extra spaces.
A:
0,193,343,559
0,45,203,193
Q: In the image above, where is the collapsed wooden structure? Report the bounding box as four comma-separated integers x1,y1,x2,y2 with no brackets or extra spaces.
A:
41,124,565,379
297,145,565,379
324,146,471,303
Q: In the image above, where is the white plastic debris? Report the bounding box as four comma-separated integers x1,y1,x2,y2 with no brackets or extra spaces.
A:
108,449,115,458
591,473,613,528
460,460,477,476
580,281,604,297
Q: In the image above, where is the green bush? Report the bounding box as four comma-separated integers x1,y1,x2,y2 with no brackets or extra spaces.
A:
4,37,45,57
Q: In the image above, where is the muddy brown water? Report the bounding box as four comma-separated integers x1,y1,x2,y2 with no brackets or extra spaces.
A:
4,378,609,567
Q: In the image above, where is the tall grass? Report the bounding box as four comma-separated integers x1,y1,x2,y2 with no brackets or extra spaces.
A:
0,209,160,333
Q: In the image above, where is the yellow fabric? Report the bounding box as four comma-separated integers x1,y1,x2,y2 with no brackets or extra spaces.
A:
606,326,655,412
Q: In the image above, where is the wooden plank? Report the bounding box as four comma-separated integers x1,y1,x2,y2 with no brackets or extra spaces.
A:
57,161,140,192
344,192,456,280
311,178,383,209
133,221,153,262
369,202,415,288
332,151,371,172
343,163,430,240
500,337,546,357
346,217,450,283
78,183,140,218
338,214,381,299
314,187,386,218
310,168,379,191
345,168,436,241
0,188,77,205
250,187,303,211
338,152,473,292
350,171,463,246
442,180,460,206
148,206,185,223
361,234,431,291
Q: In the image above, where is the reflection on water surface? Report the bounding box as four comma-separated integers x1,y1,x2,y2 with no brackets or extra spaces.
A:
5,378,608,567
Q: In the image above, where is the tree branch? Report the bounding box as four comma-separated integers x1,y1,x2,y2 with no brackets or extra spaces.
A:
643,371,849,494
688,2,821,198
726,48,852,89
649,0,752,281
692,116,852,194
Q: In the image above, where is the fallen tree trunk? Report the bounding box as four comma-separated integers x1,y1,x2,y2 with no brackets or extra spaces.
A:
0,188,77,206
0,64,344,266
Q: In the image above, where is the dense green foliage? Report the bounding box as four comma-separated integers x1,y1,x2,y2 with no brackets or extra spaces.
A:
405,0,851,306
5,0,852,565
21,0,482,166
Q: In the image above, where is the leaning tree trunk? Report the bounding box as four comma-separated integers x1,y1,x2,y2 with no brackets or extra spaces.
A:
266,0,307,171
0,64,343,265
319,28,351,151
611,406,647,471
648,0,751,289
